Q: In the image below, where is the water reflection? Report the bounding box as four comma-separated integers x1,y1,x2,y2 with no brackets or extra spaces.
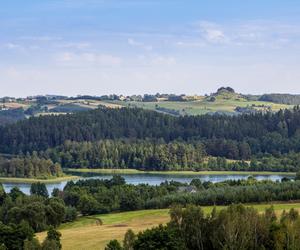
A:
2,172,290,195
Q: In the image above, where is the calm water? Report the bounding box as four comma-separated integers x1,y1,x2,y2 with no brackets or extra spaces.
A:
2,172,291,195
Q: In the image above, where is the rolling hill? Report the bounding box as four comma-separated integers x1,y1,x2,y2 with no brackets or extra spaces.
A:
0,88,295,126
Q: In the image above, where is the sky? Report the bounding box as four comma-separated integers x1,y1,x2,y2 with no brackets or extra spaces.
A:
1,0,300,97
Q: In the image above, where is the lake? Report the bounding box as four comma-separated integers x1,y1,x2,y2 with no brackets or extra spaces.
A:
1,172,292,195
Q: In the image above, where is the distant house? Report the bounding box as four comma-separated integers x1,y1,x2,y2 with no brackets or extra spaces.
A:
168,95,186,101
156,97,168,102
129,95,143,102
0,106,9,111
118,95,127,101
2,97,16,103
143,95,159,102
178,186,197,193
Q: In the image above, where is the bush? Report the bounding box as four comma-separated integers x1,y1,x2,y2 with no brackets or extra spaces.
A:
105,240,123,250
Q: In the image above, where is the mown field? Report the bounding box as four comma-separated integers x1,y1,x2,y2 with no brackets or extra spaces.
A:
1,94,292,122
37,203,300,250
106,98,291,116
16,98,294,117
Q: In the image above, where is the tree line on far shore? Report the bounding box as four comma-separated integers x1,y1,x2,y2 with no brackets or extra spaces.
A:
0,154,63,178
1,107,300,159
3,107,300,177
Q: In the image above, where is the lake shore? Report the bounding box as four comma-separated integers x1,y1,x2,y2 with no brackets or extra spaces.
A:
0,175,79,184
65,168,296,176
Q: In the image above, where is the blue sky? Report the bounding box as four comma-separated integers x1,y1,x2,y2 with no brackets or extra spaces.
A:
1,0,300,96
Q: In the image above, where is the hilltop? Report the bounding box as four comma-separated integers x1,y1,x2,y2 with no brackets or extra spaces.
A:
109,87,292,116
0,87,296,125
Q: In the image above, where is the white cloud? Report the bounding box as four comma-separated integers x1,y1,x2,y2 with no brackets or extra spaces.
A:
56,42,91,49
2,42,44,52
56,52,122,66
19,36,63,41
4,43,21,49
206,29,226,42
150,55,176,66
176,41,206,48
197,21,228,44
2,67,44,82
136,54,176,66
232,21,299,48
179,20,300,49
128,38,153,51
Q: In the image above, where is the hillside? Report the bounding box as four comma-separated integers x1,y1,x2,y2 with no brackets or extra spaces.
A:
0,89,294,125
104,88,292,116
36,203,300,250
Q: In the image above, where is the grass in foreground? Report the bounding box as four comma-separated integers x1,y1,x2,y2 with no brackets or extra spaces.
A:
66,168,296,176
37,202,300,250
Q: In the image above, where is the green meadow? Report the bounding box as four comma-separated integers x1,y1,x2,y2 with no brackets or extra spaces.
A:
37,202,300,250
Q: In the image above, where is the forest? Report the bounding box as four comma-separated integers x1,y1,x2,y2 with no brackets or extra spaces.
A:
41,139,206,170
0,182,68,249
50,176,300,215
1,106,300,157
0,154,63,178
28,140,300,172
2,107,300,175
259,94,300,105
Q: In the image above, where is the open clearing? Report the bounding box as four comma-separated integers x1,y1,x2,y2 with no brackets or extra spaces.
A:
37,203,300,250
58,99,123,109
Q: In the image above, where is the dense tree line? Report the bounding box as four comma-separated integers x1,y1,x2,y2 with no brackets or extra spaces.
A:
0,108,176,154
58,176,300,216
204,153,300,172
0,108,25,126
59,176,181,215
42,139,206,170
108,204,300,250
34,140,300,172
0,154,63,178
0,221,34,250
146,180,300,208
250,152,300,172
0,183,66,249
259,93,300,105
3,141,300,176
2,107,300,162
0,186,69,232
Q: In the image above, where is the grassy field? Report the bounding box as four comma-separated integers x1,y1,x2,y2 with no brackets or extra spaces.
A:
58,99,123,109
66,168,296,176
2,93,293,120
37,203,300,250
0,175,79,184
106,98,292,116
